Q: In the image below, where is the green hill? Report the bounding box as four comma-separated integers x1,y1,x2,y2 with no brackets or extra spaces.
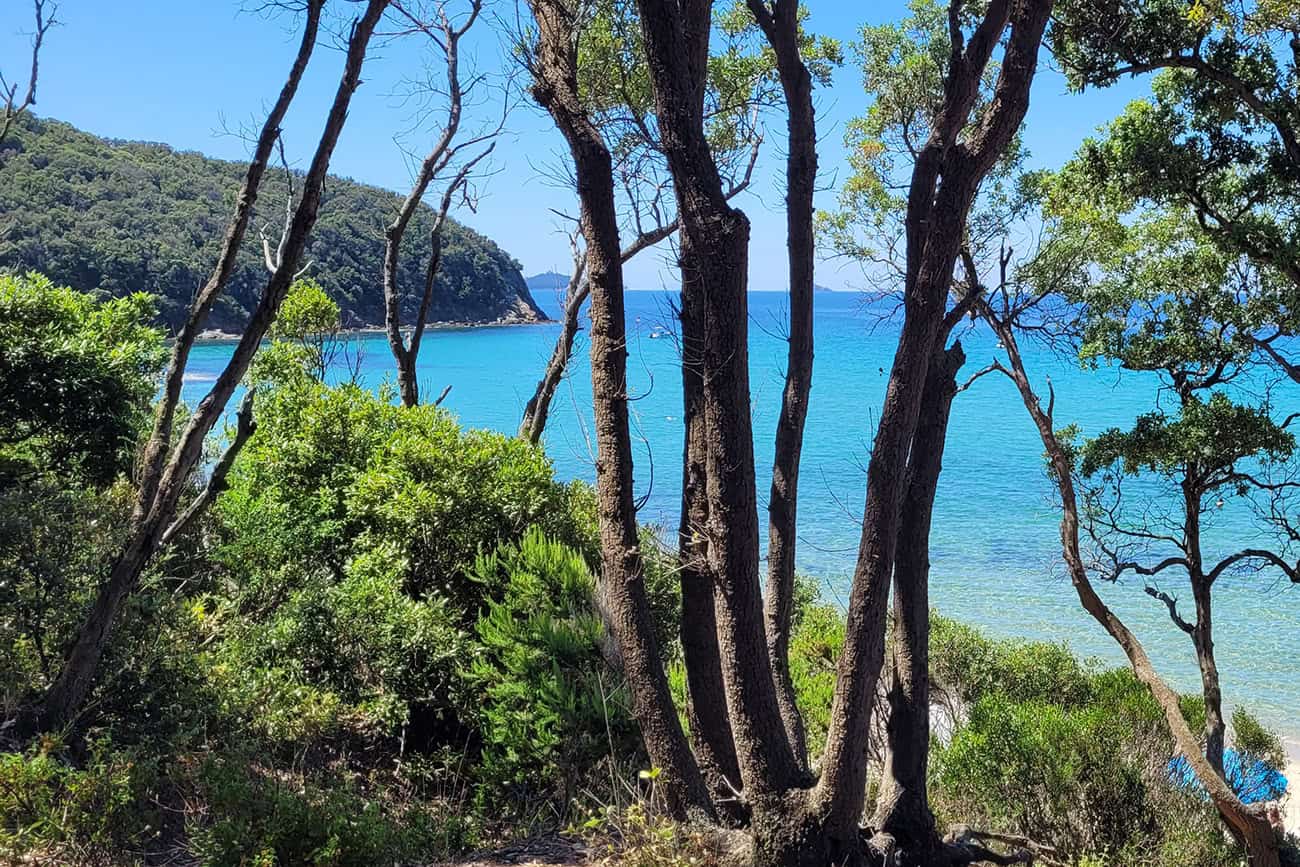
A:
0,117,546,331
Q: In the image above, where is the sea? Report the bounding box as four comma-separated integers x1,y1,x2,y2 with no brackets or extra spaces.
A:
184,289,1300,735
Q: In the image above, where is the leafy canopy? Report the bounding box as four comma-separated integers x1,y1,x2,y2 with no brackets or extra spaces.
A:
0,271,164,484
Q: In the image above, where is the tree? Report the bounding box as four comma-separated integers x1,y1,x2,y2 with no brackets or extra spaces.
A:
515,0,773,448
13,0,394,734
523,0,716,821
974,188,1295,867
815,1,1050,861
1050,0,1300,382
746,0,821,768
526,0,1053,862
382,0,501,407
0,0,55,146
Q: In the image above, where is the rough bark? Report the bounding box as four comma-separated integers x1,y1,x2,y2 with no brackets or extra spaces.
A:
986,309,1283,867
1179,477,1228,779
871,339,965,864
815,0,1052,839
747,0,815,768
27,0,390,733
636,0,803,798
678,261,744,811
525,0,714,821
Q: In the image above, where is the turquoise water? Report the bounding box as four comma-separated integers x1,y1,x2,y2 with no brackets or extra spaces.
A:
185,290,1300,732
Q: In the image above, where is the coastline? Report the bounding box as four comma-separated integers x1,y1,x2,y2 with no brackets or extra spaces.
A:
195,318,555,342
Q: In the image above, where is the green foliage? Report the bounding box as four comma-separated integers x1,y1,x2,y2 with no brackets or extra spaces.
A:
472,529,638,808
215,377,595,620
1080,391,1295,479
786,578,844,757
255,277,347,381
0,740,159,865
929,614,1096,708
821,0,1028,264
1232,706,1287,771
928,617,1251,866
0,479,135,711
0,271,164,484
188,755,473,867
208,551,474,751
0,117,543,330
1049,0,1300,343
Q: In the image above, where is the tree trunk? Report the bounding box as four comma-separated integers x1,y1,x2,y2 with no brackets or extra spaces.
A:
1182,479,1228,779
872,340,964,863
749,0,816,769
525,0,714,820
27,0,390,734
635,0,802,798
1192,575,1228,778
678,275,744,809
815,3,1051,838
519,270,587,443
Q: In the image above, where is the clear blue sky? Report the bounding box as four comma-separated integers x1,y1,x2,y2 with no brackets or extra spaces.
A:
1,1,1151,292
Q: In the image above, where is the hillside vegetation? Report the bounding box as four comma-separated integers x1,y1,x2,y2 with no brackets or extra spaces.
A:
0,117,546,330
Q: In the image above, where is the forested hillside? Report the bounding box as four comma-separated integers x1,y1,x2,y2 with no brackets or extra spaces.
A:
0,117,547,330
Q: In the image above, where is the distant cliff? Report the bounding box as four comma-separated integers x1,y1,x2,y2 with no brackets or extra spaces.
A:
0,117,547,330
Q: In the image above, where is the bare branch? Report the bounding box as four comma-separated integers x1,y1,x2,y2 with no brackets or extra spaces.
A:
0,0,56,145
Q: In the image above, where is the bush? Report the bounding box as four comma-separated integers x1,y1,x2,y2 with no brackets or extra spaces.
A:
472,528,639,811
927,617,1260,866
0,740,160,865
215,377,596,621
188,755,473,867
208,550,475,754
0,271,164,484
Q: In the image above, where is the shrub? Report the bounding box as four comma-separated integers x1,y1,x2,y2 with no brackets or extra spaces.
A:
215,378,595,621
208,550,475,753
926,618,1262,866
0,272,164,484
0,478,135,713
188,755,473,867
0,740,159,865
472,528,638,811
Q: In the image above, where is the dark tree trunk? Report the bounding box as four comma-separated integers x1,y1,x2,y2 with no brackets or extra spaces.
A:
747,0,816,769
1192,575,1228,778
636,0,802,798
26,0,390,734
816,1,1050,839
872,340,964,863
678,276,744,808
1182,479,1228,779
519,269,587,443
525,0,714,821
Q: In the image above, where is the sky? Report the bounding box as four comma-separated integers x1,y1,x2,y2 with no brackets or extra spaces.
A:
0,1,1153,292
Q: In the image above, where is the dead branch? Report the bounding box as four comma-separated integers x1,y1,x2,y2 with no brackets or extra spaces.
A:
0,0,56,145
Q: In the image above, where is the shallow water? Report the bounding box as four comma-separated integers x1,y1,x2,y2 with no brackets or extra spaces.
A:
185,290,1300,734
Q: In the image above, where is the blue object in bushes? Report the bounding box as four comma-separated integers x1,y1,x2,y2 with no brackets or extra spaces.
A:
1167,750,1289,804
